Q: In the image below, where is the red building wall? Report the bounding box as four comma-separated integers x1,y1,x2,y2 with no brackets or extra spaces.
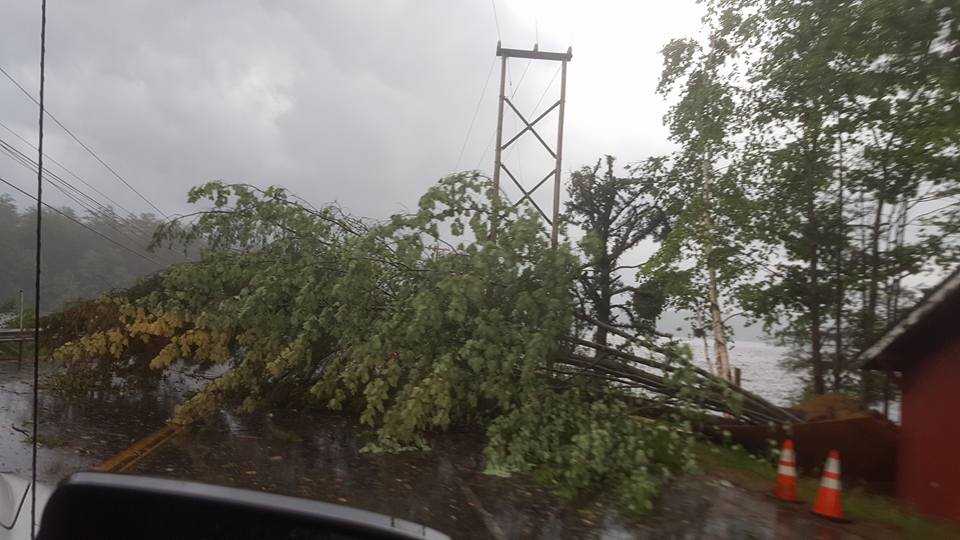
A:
898,337,960,521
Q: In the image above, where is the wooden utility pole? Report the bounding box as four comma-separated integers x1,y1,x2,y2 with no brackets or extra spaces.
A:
492,52,508,206
550,59,568,247
702,153,733,382
492,42,572,247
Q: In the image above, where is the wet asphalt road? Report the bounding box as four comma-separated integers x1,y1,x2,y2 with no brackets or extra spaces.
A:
1,359,879,538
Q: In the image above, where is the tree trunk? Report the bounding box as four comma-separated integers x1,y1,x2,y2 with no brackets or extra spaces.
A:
707,266,732,381
861,200,884,404
832,261,844,391
810,249,824,395
807,174,824,395
593,266,611,349
832,135,845,392
694,304,714,375
702,155,732,382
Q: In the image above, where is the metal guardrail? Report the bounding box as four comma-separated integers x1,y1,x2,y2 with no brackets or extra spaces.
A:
0,329,35,342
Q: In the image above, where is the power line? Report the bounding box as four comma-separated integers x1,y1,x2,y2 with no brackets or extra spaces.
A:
1,137,116,217
2,172,162,267
0,137,158,249
0,175,164,266
2,161,154,256
1,139,110,217
0,64,169,219
454,56,497,172
512,60,532,94
490,0,502,41
0,131,159,243
0,118,156,234
531,64,562,116
510,60,534,185
477,60,551,171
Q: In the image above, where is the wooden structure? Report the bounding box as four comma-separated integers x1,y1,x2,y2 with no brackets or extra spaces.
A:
860,267,960,522
717,417,898,485
492,42,571,247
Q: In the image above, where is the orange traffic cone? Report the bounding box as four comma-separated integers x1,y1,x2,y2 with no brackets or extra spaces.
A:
812,450,849,522
773,439,800,502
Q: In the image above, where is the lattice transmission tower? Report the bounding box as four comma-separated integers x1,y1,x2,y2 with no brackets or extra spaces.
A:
491,42,572,247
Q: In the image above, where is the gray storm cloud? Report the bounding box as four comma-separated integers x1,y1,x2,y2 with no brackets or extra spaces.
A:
0,1,699,220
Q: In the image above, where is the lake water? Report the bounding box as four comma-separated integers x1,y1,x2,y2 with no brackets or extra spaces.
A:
685,338,902,422
686,339,803,407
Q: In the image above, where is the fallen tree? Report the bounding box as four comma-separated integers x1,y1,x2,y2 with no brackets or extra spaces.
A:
44,174,792,515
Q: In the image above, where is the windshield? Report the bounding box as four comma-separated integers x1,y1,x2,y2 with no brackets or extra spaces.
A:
2,1,959,538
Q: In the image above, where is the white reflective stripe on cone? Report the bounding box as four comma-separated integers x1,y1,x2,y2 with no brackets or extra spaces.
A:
820,476,841,490
825,458,841,474
781,449,794,461
777,463,797,477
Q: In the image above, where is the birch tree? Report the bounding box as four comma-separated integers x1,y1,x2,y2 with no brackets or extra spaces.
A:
648,34,752,382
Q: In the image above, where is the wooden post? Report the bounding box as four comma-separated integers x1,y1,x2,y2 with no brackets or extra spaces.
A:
18,288,24,369
492,45,507,203
734,367,742,388
550,55,569,248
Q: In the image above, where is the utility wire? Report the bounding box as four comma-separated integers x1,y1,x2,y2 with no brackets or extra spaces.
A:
0,136,158,248
513,60,532,93
0,119,156,236
0,176,164,266
2,152,155,255
476,59,544,171
509,61,533,184
531,64,562,116
490,0,502,41
1,137,117,217
1,140,116,223
0,64,169,219
454,56,497,172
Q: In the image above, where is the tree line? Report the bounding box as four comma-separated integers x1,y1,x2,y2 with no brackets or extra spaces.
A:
0,194,187,316
609,0,960,404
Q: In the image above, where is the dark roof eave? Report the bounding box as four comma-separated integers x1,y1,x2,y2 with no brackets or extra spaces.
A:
859,267,960,371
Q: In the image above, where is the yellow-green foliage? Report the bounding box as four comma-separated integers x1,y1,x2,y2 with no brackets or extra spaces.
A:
45,175,703,516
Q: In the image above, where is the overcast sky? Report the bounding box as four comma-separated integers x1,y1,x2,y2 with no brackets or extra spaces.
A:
0,0,703,220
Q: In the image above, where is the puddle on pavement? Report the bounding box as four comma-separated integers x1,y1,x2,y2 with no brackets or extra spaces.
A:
0,359,179,482
130,409,640,539
130,410,869,539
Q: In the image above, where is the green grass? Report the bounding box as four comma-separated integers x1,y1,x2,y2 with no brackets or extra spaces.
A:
694,442,960,539
838,487,959,539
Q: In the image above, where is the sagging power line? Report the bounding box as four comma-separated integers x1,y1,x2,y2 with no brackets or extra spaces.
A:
455,56,497,172
0,136,159,249
0,118,157,236
0,175,163,266
0,64,169,219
